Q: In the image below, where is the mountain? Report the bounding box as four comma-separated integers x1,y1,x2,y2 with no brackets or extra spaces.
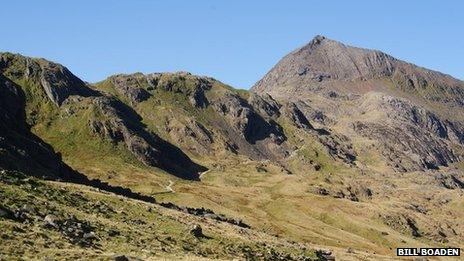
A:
1,36,464,260
252,35,464,106
252,35,464,172
0,53,208,180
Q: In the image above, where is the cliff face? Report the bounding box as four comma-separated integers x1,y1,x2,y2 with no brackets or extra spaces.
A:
4,38,464,175
0,53,97,106
0,51,358,181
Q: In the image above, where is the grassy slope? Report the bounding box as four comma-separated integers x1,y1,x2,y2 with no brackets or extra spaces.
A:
3,67,177,193
0,170,321,260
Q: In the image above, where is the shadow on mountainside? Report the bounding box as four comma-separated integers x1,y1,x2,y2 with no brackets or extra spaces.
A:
0,74,151,202
92,97,207,180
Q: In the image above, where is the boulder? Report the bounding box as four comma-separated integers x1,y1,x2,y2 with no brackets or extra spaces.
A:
0,205,14,220
190,224,203,238
43,214,59,228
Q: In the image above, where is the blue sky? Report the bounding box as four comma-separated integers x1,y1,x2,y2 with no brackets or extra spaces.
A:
1,1,463,89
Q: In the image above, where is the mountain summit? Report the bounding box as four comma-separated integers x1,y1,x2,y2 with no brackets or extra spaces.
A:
252,35,464,107
252,35,464,172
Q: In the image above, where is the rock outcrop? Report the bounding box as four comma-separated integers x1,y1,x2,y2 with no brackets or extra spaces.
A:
88,96,206,179
0,52,97,106
281,102,313,129
212,92,285,145
106,72,211,108
165,118,214,155
108,73,152,104
248,93,281,118
354,93,463,170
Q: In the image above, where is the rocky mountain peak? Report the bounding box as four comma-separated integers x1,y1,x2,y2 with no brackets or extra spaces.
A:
252,36,402,94
251,36,464,172
251,36,464,107
302,34,327,50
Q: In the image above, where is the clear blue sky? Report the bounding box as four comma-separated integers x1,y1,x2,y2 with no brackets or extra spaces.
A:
1,1,463,89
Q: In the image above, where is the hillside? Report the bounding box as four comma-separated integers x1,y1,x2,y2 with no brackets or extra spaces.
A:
0,170,321,260
1,35,464,260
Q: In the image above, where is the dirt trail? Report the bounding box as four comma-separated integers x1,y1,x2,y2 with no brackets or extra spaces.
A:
166,180,175,193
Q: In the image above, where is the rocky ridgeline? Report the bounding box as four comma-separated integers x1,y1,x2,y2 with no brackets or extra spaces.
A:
0,58,204,203
3,51,361,180
252,35,464,102
0,52,98,106
107,72,211,107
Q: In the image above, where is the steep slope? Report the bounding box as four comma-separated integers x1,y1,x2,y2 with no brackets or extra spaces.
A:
252,35,464,107
96,72,290,162
252,35,464,171
0,73,77,180
0,53,206,180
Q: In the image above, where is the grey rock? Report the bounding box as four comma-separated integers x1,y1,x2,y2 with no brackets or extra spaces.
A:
113,255,130,261
43,214,59,228
248,93,281,118
0,53,97,106
212,92,285,145
89,96,207,180
281,103,313,129
435,172,464,189
110,74,151,104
